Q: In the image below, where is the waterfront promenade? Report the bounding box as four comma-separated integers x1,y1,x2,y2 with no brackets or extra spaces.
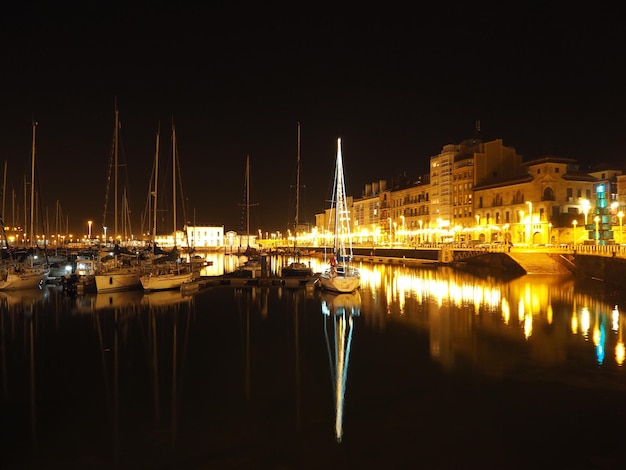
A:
273,242,626,284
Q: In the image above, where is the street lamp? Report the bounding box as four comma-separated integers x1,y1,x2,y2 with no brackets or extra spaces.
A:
619,211,624,245
418,219,423,244
581,199,590,226
526,201,533,246
88,220,92,239
594,215,600,246
548,222,552,245
572,220,578,245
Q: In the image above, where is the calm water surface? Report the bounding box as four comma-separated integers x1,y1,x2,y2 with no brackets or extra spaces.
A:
2,256,626,469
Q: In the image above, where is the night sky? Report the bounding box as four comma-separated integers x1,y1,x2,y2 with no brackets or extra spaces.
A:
1,3,624,237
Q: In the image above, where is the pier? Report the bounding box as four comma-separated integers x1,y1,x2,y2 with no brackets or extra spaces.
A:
181,273,320,294
177,242,626,294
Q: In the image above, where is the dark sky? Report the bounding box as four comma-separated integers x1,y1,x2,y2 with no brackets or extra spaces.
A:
1,2,625,237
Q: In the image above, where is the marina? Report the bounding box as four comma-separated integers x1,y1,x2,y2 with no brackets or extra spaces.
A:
2,259,626,468
2,6,623,467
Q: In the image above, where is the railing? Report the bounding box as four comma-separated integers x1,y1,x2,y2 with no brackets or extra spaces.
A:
348,241,626,259
270,240,626,260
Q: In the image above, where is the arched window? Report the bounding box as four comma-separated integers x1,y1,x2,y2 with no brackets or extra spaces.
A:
543,187,555,201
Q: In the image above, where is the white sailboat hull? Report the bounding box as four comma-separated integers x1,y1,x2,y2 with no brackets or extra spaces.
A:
140,271,194,291
0,266,49,290
320,266,360,293
95,268,143,293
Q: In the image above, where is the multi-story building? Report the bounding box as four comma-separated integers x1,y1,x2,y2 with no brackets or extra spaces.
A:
430,138,522,243
430,145,454,226
385,174,430,244
473,156,601,244
314,138,623,247
352,181,385,244
184,224,225,250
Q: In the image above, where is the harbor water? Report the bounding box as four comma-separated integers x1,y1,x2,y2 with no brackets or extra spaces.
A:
2,254,626,469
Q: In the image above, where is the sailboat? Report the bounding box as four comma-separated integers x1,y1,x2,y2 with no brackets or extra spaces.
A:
140,121,195,291
0,245,50,290
322,289,361,443
94,105,143,293
0,121,49,291
235,155,263,277
282,122,313,278
319,138,360,293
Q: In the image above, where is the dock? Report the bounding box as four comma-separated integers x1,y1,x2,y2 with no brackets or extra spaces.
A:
181,274,320,294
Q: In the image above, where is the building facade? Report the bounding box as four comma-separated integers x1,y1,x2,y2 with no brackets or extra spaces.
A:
314,138,624,247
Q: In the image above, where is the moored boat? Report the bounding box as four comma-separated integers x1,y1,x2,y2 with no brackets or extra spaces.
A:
140,263,194,291
0,262,49,290
94,269,143,293
319,138,360,293
282,122,314,279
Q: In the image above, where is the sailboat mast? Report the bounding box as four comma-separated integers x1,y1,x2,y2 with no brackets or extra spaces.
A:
152,127,160,240
334,138,342,254
246,154,250,247
2,160,7,228
114,107,119,241
294,122,301,251
23,176,27,245
172,121,177,246
30,121,37,245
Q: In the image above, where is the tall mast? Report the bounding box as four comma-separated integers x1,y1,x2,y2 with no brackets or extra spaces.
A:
2,160,7,227
152,126,160,241
23,176,27,245
30,121,37,246
114,106,119,241
294,122,301,252
334,138,342,253
172,120,177,245
246,154,250,246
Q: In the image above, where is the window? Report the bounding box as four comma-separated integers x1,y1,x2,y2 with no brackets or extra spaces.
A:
543,187,555,201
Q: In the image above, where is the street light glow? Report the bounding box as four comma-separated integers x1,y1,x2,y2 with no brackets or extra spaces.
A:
526,201,533,246
581,199,590,226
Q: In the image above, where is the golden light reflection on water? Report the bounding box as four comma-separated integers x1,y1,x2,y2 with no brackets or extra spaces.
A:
349,261,626,374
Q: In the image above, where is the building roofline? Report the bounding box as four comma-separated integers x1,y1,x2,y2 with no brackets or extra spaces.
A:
474,174,533,190
521,155,578,166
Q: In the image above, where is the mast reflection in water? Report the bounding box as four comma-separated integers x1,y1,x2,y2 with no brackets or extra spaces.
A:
3,257,626,468
321,290,361,443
